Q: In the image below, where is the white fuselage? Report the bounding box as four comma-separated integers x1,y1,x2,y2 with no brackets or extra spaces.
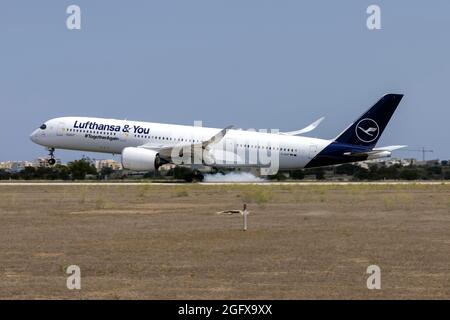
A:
30,117,332,170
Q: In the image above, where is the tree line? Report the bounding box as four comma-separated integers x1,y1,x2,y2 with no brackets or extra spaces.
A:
0,159,98,180
1,159,449,181
280,162,450,181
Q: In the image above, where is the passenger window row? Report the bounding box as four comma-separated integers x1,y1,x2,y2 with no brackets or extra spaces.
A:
66,129,298,155
133,135,298,154
67,128,117,136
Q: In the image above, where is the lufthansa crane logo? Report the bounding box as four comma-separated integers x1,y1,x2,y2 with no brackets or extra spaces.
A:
355,118,379,143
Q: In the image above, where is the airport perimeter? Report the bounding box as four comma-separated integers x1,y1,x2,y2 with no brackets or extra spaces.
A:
1,183,449,299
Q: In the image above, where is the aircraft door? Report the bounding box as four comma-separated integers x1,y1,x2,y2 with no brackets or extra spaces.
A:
56,122,65,136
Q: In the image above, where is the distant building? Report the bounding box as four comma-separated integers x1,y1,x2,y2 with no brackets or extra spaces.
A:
94,159,122,171
356,161,370,169
403,158,417,166
355,157,418,168
416,159,440,166
0,161,34,172
0,161,13,170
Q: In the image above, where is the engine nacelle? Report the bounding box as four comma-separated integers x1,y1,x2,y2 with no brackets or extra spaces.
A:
121,147,160,171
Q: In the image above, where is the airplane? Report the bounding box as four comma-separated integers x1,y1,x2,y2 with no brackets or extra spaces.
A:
30,93,405,179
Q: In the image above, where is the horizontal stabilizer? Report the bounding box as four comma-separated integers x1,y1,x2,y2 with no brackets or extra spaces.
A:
343,145,406,160
372,145,407,152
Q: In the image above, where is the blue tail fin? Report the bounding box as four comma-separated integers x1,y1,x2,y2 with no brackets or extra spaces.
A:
335,93,403,148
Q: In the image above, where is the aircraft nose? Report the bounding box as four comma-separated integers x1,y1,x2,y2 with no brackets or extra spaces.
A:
30,129,39,143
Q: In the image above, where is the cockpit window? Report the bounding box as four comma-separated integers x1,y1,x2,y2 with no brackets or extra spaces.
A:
40,124,47,130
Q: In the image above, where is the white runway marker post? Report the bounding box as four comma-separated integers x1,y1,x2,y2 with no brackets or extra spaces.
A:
242,203,249,231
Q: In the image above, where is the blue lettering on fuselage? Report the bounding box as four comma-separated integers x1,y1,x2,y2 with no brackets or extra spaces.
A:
73,120,150,134
133,125,150,134
74,120,120,132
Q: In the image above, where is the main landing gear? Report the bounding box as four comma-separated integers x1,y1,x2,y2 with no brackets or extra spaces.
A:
182,169,204,182
47,148,56,166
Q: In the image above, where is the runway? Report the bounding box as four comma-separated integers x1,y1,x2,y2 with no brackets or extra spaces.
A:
0,181,448,186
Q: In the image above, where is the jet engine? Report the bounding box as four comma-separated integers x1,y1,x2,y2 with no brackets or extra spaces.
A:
121,147,160,171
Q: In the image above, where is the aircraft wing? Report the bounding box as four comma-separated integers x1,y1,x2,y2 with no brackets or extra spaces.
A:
138,125,234,161
280,117,324,136
201,125,234,148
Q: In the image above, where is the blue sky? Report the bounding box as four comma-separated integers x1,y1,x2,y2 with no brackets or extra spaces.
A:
1,1,449,162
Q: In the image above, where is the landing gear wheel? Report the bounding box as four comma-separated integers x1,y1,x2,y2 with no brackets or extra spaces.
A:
183,170,204,182
192,170,204,182
211,167,219,174
47,148,56,166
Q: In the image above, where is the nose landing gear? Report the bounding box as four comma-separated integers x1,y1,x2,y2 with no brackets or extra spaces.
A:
47,148,56,166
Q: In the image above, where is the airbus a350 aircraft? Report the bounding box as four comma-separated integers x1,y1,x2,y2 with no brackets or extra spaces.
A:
30,94,405,177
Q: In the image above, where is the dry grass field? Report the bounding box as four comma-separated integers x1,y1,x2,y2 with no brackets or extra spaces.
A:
0,183,449,299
